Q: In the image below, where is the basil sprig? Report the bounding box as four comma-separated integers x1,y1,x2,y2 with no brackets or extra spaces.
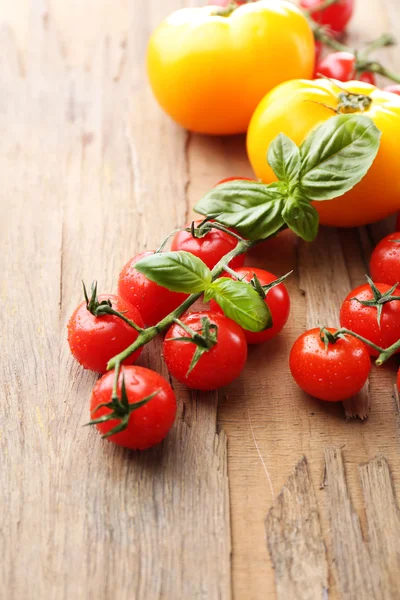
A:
134,251,272,332
204,278,272,333
195,114,381,242
135,251,212,293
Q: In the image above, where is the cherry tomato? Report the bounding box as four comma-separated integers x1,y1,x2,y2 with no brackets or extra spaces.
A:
210,267,290,344
171,221,245,271
90,367,176,450
163,312,247,390
370,233,400,287
290,328,371,402
340,283,400,356
315,52,376,84
300,0,354,34
67,294,144,373
147,2,314,134
118,251,188,327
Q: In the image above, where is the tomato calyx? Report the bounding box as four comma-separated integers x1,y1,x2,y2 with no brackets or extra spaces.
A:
222,267,292,301
352,276,400,327
83,281,143,332
319,326,342,350
337,90,372,114
87,370,159,438
167,316,218,374
320,325,400,366
210,0,251,17
188,219,245,243
250,271,293,300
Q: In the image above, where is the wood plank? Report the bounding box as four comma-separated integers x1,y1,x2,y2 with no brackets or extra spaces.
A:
266,457,329,600
359,456,400,599
2,1,400,599
324,447,377,600
0,1,231,598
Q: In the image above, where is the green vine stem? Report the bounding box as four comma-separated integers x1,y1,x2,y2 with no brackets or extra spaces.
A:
107,238,256,370
321,327,400,366
303,0,341,18
313,25,400,83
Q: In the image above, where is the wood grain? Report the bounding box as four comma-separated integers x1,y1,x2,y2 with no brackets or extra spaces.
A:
324,447,376,600
359,456,400,599
1,1,400,600
0,1,231,599
266,457,328,600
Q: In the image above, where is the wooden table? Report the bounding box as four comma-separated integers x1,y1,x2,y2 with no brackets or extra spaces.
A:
2,1,400,598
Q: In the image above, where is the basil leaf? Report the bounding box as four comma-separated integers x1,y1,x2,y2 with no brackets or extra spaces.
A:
194,180,286,240
299,114,381,201
282,192,319,242
135,251,212,293
268,133,301,184
204,278,272,332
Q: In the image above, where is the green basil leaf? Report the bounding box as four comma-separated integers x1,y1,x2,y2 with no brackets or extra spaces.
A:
194,180,286,240
299,114,381,201
135,251,212,293
204,278,272,332
268,133,301,184
282,192,319,242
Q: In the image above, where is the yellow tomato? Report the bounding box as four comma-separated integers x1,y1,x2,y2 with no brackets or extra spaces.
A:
247,79,400,227
147,1,314,135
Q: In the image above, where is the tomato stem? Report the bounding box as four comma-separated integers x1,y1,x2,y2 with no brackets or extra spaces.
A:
223,265,241,279
107,238,255,370
204,221,245,242
312,24,349,53
304,0,341,18
376,339,400,366
360,33,397,59
324,327,400,366
112,361,121,399
313,26,400,83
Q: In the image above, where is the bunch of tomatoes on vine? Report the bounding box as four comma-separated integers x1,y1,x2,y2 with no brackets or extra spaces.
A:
68,0,400,451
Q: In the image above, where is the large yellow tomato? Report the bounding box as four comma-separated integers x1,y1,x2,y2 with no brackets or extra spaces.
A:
247,79,400,227
147,1,314,135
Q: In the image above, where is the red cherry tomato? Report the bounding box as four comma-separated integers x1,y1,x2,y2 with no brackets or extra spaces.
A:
290,328,371,402
118,251,188,326
67,294,144,373
384,85,400,96
316,52,376,84
171,220,245,271
210,267,290,344
370,233,400,288
340,283,400,356
215,177,254,186
300,0,354,34
163,311,248,390
90,366,176,450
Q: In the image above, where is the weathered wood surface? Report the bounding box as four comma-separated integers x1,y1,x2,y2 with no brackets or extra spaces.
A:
1,1,400,599
266,457,329,600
